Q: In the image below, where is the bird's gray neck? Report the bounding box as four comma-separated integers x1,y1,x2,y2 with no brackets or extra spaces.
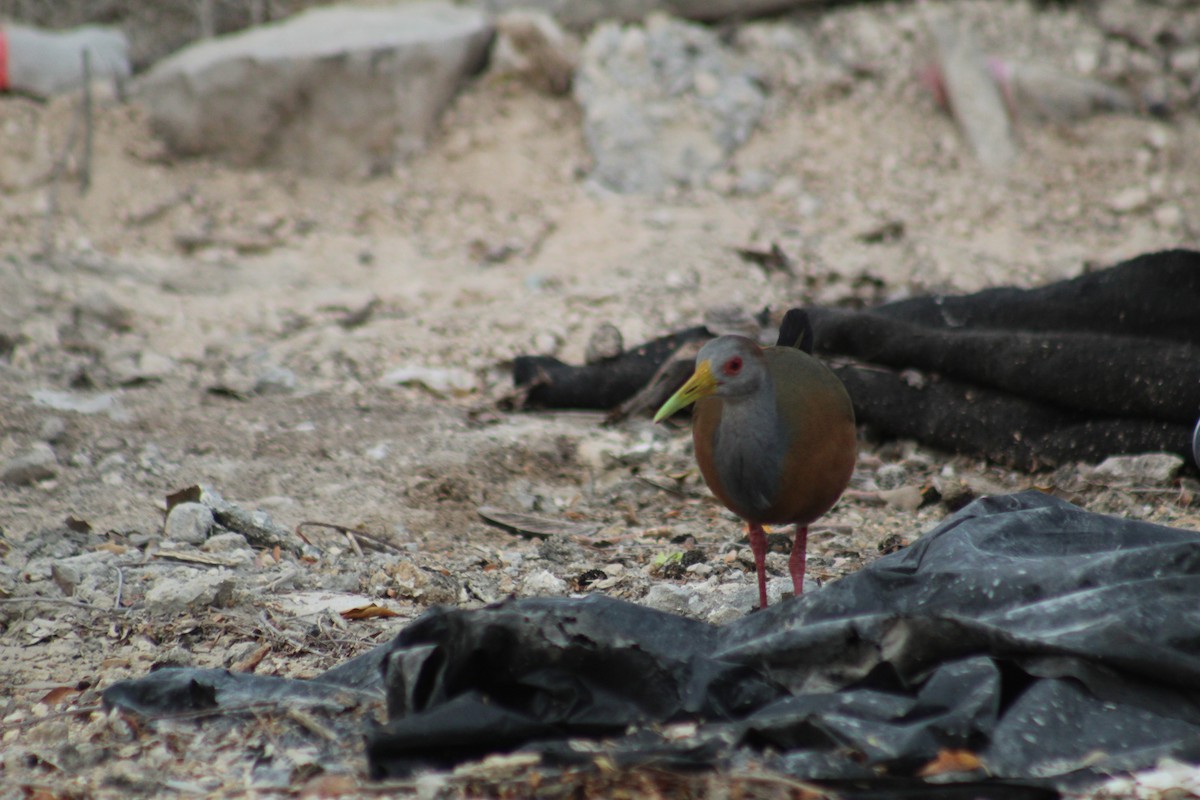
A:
713,373,787,517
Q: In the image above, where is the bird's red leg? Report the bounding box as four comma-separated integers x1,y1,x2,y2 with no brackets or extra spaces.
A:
747,522,770,609
789,524,808,596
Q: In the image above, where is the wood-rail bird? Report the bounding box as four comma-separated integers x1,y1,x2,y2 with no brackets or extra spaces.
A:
653,310,857,609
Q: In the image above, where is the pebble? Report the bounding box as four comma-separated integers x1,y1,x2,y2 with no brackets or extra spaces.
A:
1108,186,1152,214
38,417,67,443
584,322,624,363
520,569,568,597
144,571,237,614
875,463,908,490
164,503,215,544
878,485,924,512
1,443,58,486
1091,453,1184,486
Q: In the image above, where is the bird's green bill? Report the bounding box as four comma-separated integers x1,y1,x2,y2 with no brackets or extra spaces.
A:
653,360,717,422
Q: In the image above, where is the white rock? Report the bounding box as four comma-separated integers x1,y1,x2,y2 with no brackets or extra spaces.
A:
491,9,579,95
379,366,476,395
1,443,58,486
1091,453,1184,486
164,502,215,544
137,3,493,177
520,569,568,597
1108,186,1152,214
144,571,237,614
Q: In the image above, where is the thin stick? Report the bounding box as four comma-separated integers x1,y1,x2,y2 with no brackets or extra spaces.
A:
80,49,93,195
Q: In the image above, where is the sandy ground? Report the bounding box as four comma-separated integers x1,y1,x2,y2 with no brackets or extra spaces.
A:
2,0,1199,796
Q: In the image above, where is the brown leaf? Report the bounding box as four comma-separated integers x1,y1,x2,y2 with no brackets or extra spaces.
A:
40,686,79,705
233,644,271,673
340,604,401,620
65,516,92,533
917,748,984,776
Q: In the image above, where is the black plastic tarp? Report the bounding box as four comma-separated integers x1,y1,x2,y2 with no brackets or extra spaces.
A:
104,492,1200,796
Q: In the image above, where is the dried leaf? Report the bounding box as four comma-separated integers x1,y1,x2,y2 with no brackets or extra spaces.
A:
40,686,79,705
65,516,92,533
918,748,984,776
340,604,401,620
233,644,271,673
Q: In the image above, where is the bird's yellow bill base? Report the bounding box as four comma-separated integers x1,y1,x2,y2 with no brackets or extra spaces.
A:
653,360,718,422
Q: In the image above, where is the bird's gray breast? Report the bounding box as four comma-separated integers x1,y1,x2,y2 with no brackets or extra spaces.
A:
712,385,788,518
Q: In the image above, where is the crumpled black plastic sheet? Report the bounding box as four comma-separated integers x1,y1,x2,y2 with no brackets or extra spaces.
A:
365,492,1200,795
103,492,1200,796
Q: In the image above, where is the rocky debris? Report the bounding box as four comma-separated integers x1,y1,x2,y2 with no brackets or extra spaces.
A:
491,10,579,95
874,463,909,490
574,14,766,194
1,443,58,486
1089,453,1185,486
143,570,237,615
31,389,125,419
164,502,215,545
520,568,570,596
136,2,493,177
642,575,803,623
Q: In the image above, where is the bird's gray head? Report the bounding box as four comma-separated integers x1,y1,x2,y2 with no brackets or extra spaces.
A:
694,335,769,400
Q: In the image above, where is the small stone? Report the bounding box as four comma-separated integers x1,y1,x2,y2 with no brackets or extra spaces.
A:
1091,453,1184,486
164,503,215,544
2,443,58,486
379,365,476,395
875,463,908,490
201,532,250,552
878,485,924,512
520,569,568,597
39,417,67,443
584,323,624,364
1108,186,1152,214
733,169,773,196
642,583,691,615
144,571,237,614
254,363,297,395
1154,204,1183,230
491,9,579,95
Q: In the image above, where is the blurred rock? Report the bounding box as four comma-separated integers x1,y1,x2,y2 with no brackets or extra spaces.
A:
574,14,766,194
2,443,58,486
4,23,130,98
878,485,924,512
875,463,909,490
380,365,476,395
38,417,67,444
520,568,569,596
144,570,237,614
165,502,215,545
492,10,579,95
137,2,493,177
584,322,624,363
1091,453,1184,486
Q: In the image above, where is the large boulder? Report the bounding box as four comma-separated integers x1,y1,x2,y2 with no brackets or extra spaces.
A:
137,2,493,177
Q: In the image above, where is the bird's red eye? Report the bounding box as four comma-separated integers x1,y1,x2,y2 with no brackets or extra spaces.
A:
724,356,743,376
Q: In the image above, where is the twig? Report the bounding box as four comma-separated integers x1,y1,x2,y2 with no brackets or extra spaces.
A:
80,49,93,195
296,521,405,554
114,566,125,610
